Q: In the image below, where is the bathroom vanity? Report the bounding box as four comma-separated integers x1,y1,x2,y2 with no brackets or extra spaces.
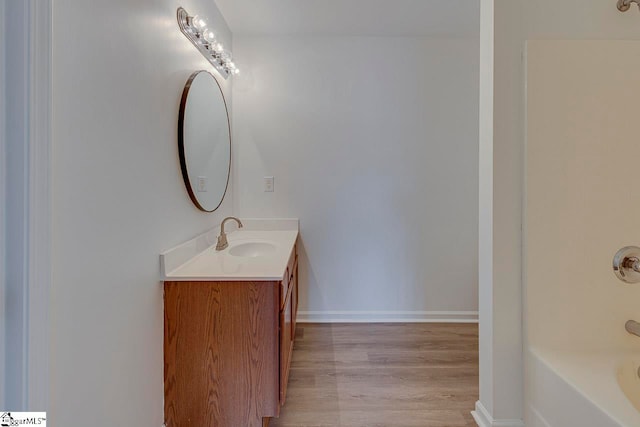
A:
161,220,299,427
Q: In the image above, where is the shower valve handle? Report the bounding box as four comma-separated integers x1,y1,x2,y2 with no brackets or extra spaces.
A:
613,246,640,283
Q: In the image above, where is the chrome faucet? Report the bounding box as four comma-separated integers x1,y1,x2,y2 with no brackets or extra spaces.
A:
216,217,243,251
626,320,640,338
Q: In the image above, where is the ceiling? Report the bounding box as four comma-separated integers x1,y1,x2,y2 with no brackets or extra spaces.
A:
214,0,480,37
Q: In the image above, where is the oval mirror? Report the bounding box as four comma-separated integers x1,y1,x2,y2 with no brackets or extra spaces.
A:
178,70,231,212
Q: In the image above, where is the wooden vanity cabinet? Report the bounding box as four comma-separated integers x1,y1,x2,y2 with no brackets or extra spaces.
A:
279,250,298,404
163,243,298,427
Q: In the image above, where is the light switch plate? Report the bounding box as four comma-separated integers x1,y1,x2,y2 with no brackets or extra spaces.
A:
264,176,274,192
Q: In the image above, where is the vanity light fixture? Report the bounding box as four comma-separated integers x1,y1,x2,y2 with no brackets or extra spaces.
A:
176,7,239,79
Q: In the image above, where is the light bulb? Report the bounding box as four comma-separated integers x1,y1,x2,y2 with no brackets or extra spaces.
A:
213,42,224,52
190,15,207,31
202,29,216,43
233,68,240,75
220,51,232,63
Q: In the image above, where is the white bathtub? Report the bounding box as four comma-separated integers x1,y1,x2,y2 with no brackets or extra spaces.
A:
618,358,640,414
526,348,640,427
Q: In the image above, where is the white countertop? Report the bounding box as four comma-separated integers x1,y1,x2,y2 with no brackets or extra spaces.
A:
160,218,299,281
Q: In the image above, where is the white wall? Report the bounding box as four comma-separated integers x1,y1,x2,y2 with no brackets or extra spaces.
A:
475,1,527,425
4,0,30,410
232,36,479,320
491,0,526,422
477,0,495,421
50,0,233,424
0,0,6,408
3,0,52,411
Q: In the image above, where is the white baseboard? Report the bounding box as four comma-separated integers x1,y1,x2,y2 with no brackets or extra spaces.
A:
472,401,524,427
297,310,478,323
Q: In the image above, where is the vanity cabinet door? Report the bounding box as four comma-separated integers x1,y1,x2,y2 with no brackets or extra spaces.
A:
291,256,298,338
281,268,289,310
164,281,280,427
280,244,296,310
280,244,299,404
280,283,293,404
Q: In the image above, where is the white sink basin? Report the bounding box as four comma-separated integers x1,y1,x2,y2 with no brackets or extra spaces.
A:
228,241,277,258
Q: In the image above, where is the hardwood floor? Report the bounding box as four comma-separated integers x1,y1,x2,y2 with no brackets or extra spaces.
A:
270,323,478,427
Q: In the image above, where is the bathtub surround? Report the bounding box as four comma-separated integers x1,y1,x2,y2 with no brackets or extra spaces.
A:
50,0,232,424
526,40,640,351
526,40,640,426
478,1,640,426
232,35,479,323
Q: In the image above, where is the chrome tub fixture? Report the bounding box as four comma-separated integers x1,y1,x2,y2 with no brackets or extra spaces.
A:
177,7,239,79
625,320,640,338
617,0,640,12
612,247,640,340
612,246,640,284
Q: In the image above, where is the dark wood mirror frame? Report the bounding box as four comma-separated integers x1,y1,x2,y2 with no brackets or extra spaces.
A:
178,70,231,212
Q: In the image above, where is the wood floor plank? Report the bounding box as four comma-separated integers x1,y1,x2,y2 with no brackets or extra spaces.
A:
270,323,478,427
